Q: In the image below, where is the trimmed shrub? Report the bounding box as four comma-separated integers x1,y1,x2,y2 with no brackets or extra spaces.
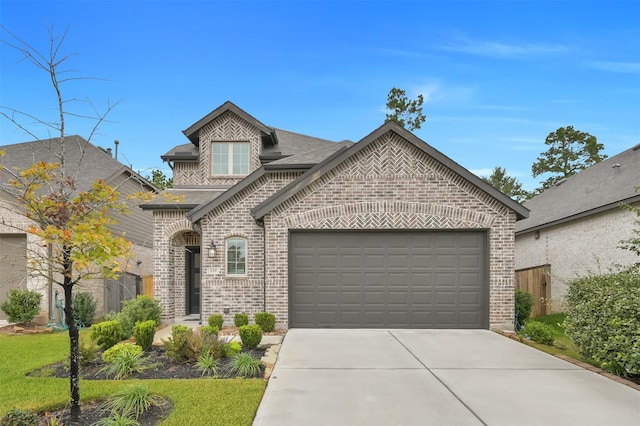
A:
234,313,249,327
118,295,162,338
239,324,262,349
515,289,534,329
102,342,143,363
524,321,555,345
200,325,219,338
91,319,124,349
164,326,222,363
72,291,97,326
222,341,242,358
564,271,640,376
134,320,156,351
254,312,275,332
0,289,42,324
208,314,224,329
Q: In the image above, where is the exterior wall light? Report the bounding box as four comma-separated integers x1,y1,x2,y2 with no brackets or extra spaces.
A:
208,242,217,258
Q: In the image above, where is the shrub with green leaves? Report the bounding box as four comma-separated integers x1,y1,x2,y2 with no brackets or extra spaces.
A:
0,289,42,324
254,312,275,332
208,314,224,329
196,352,220,377
102,342,143,363
0,407,39,426
524,321,555,345
222,341,242,358
79,334,100,366
91,320,124,349
515,289,534,329
101,385,166,420
72,291,97,326
239,324,262,349
200,325,219,338
564,271,640,376
227,353,263,378
164,326,222,363
133,320,156,351
99,350,157,380
234,313,249,327
118,296,162,338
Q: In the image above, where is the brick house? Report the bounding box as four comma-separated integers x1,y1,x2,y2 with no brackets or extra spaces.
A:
515,144,640,311
142,101,528,330
0,136,157,322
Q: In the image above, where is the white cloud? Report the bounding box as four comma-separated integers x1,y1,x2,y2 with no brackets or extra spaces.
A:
440,35,569,58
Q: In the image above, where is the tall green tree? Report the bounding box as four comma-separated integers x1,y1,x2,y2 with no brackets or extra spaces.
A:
146,169,173,190
482,166,531,203
1,25,127,421
385,87,426,131
532,126,606,191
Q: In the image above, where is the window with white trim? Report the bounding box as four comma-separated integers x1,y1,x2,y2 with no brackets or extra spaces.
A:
212,142,249,175
226,237,246,275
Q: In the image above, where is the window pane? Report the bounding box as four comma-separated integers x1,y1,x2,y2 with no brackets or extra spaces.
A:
212,143,229,175
232,143,249,175
226,238,247,275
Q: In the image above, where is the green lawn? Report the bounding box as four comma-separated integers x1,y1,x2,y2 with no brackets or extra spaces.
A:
0,332,266,425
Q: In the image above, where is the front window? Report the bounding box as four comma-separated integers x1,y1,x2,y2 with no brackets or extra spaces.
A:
226,237,246,275
212,142,249,175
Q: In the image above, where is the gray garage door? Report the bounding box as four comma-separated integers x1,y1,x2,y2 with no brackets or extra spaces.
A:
289,231,488,329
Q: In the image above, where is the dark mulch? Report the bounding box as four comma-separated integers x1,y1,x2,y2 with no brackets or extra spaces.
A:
41,399,172,426
28,345,267,380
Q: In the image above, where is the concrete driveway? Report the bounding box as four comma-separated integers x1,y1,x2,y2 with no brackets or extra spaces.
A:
253,329,640,426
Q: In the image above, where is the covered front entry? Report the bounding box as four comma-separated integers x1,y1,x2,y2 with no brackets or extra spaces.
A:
289,230,488,329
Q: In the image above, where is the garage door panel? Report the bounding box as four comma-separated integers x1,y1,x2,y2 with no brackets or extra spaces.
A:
289,231,487,329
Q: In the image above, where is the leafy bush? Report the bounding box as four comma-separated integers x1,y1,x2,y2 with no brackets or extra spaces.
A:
200,325,219,338
118,296,162,338
239,324,262,349
91,320,124,349
0,407,39,426
254,312,275,332
564,271,640,376
72,291,97,326
227,353,263,378
164,326,222,363
524,321,555,345
234,313,249,327
208,314,224,329
515,289,534,329
102,342,143,363
79,334,100,366
101,385,165,420
99,350,157,380
0,289,42,324
222,341,242,358
196,352,220,377
133,320,156,351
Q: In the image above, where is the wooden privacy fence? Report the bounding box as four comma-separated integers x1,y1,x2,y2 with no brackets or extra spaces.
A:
515,265,551,318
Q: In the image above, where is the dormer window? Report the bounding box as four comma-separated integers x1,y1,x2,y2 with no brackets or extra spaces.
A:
212,142,249,175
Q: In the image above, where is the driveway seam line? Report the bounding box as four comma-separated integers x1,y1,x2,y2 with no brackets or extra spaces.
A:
388,330,489,426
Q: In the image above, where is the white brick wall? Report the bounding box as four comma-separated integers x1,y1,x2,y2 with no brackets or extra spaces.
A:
515,203,639,309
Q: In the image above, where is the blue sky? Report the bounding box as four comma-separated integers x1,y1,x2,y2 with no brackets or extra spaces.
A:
1,0,638,191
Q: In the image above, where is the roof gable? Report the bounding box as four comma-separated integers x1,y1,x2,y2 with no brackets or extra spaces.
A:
182,101,272,145
252,121,529,220
516,144,640,234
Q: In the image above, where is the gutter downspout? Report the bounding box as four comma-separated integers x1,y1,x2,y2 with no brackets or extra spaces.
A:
259,218,266,312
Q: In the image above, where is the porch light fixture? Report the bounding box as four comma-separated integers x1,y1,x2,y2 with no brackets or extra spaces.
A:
208,242,217,258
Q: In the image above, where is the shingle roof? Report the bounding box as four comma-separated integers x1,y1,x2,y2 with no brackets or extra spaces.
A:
252,121,530,221
515,144,640,235
0,135,155,192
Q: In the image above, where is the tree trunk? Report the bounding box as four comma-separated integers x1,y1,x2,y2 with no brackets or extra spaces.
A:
62,264,80,421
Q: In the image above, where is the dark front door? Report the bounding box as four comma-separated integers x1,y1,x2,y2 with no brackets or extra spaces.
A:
186,247,201,315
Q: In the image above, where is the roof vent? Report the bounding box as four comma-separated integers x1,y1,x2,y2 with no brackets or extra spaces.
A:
632,142,640,151
612,163,621,168
554,178,567,187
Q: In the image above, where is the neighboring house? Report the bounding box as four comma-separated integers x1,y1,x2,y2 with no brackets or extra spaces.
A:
0,136,157,322
515,144,640,311
143,101,528,330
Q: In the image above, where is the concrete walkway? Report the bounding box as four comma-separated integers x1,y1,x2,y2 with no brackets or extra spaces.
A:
253,329,640,426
